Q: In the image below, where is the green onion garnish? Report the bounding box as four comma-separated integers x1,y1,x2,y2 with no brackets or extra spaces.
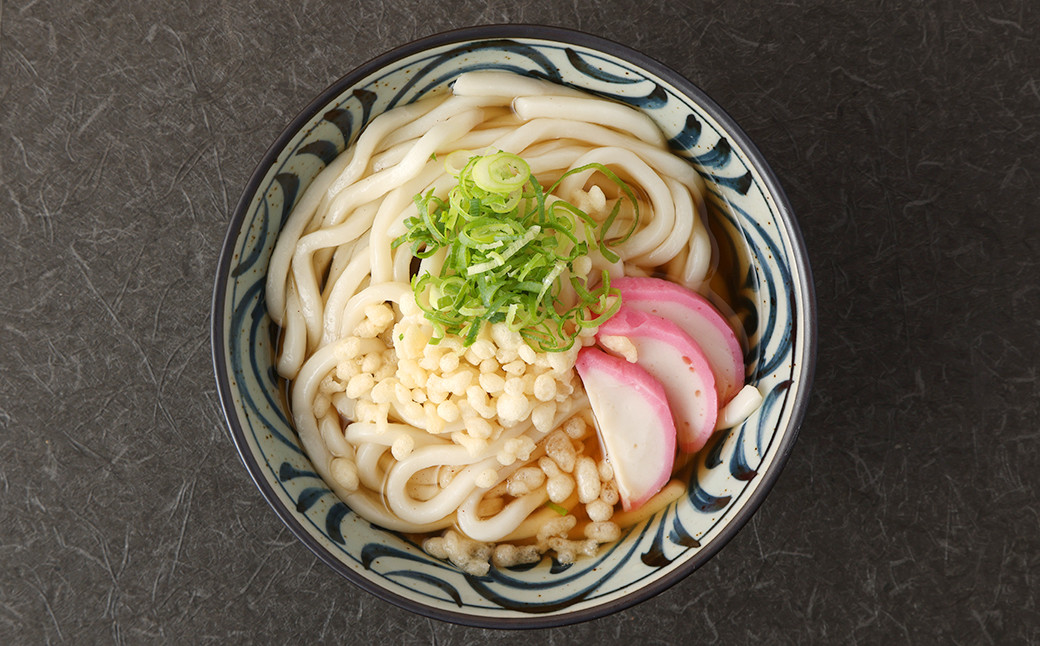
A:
546,502,569,516
393,151,638,352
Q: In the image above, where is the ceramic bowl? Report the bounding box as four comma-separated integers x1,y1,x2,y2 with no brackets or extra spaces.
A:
212,24,815,628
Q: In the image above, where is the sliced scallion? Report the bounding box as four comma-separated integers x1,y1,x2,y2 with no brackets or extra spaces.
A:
392,151,637,351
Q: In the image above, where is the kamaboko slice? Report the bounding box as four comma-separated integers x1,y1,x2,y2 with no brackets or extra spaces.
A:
597,305,719,454
612,276,744,404
575,347,676,511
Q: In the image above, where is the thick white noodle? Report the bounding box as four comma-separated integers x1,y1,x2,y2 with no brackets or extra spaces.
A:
450,70,588,99
322,215,374,298
368,163,447,284
633,176,695,267
324,96,449,200
488,119,700,188
276,284,308,378
289,340,342,485
385,447,501,524
337,282,411,341
370,123,518,173
378,95,504,152
290,112,487,346
683,199,712,288
716,384,764,429
321,247,371,347
457,485,549,543
555,147,677,260
323,109,487,227
268,71,719,540
320,414,354,458
267,146,356,325
345,486,454,533
293,205,379,347
451,397,593,541
345,422,450,449
354,442,389,492
501,494,580,541
513,95,667,147
391,244,413,284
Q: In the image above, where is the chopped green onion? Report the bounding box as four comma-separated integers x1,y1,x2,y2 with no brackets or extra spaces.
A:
392,151,637,352
546,502,569,516
467,226,540,276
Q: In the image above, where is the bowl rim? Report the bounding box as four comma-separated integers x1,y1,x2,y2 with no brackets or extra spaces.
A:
211,23,816,629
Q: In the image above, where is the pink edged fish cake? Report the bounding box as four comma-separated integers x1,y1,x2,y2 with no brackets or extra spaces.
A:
597,305,719,454
612,276,745,404
575,347,676,511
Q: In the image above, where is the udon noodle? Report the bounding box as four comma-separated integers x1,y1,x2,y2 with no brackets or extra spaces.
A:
267,71,738,573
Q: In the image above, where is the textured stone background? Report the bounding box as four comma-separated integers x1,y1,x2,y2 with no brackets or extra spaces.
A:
2,0,1038,643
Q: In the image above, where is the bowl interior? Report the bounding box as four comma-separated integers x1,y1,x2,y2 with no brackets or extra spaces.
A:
213,26,814,628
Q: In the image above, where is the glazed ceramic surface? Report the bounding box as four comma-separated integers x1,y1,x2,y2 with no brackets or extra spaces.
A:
212,25,815,628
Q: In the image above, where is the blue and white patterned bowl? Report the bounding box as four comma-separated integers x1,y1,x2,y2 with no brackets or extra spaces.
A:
212,25,815,628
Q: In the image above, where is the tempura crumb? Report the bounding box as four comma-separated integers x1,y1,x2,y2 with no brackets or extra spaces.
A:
329,305,582,453
492,544,541,568
423,530,492,577
598,335,638,363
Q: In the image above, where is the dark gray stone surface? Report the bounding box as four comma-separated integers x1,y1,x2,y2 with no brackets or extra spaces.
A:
2,0,1038,643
